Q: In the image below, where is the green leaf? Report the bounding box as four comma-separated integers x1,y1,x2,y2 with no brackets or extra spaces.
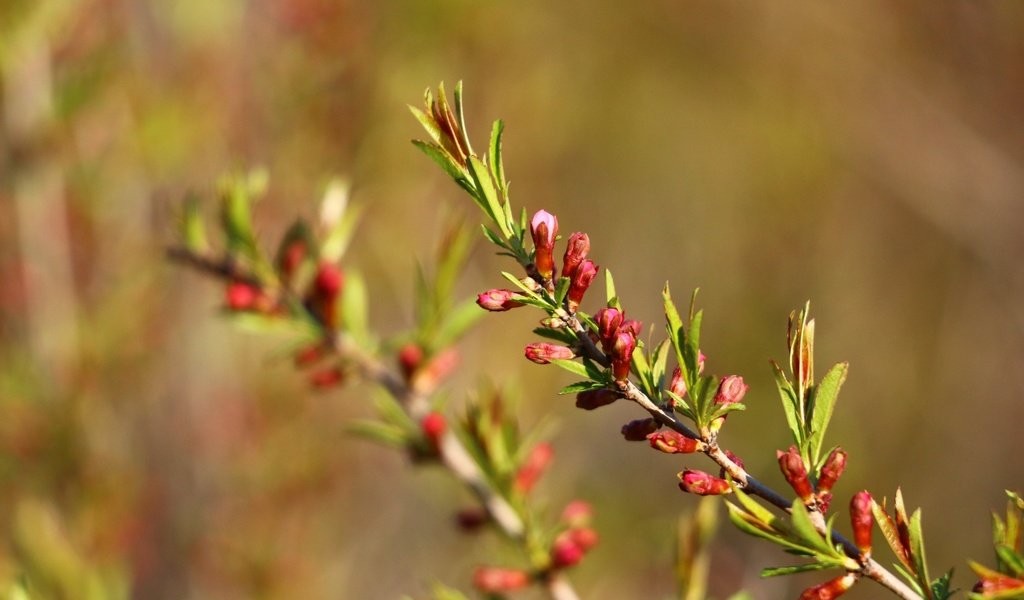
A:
412,140,467,185
488,120,507,193
409,104,443,145
219,174,260,258
725,593,754,600
481,224,510,251
760,562,837,577
559,380,605,395
807,361,848,465
548,359,591,379
789,499,837,556
663,283,687,374
532,326,579,345
872,498,913,570
452,81,474,158
347,420,410,448
467,156,509,237
996,545,1024,577
180,194,208,252
908,509,933,599
605,269,618,305
500,271,544,303
553,276,571,306
771,360,804,448
341,269,370,344
435,297,485,349
930,569,955,600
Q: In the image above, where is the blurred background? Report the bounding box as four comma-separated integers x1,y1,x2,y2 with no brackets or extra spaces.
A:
1,1,1022,598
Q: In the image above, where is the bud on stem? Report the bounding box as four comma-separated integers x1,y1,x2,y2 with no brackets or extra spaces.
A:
678,469,731,496
777,446,814,502
477,288,524,311
647,430,702,454
473,567,530,593
561,232,590,281
850,490,873,557
566,260,598,312
524,342,576,365
531,210,558,282
798,573,856,600
817,447,848,493
610,330,636,381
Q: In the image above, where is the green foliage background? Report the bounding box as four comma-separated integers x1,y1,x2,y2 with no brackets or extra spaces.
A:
1,1,1022,598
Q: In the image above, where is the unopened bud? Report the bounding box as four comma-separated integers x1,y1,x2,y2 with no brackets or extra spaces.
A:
777,446,813,501
314,262,344,297
310,367,344,389
566,260,599,312
514,442,554,494
647,430,701,454
575,389,619,410
524,342,576,365
561,232,590,281
973,576,1024,594
278,239,306,281
416,348,459,390
850,491,873,556
226,282,260,311
621,418,659,441
531,210,558,281
560,500,593,527
549,527,599,569
294,344,327,367
678,469,731,496
798,573,856,600
595,307,624,351
620,319,643,338
569,526,599,551
473,567,530,593
397,343,423,381
669,367,687,400
421,412,446,453
477,288,524,311
610,330,636,381
714,375,748,406
817,447,848,493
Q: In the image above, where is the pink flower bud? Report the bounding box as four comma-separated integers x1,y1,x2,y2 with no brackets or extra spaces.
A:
621,418,659,441
310,367,344,389
777,446,813,501
421,412,446,453
973,576,1024,594
561,232,590,281
477,288,524,311
416,348,459,390
560,500,593,527
621,319,643,338
473,567,530,592
524,342,576,365
595,307,624,351
669,367,687,400
569,526,599,551
610,330,636,381
678,469,731,496
697,351,707,374
575,389,619,410
647,430,701,454
397,343,423,381
566,260,599,312
817,447,848,493
514,442,554,494
225,282,260,311
531,210,558,280
798,573,856,600
714,375,748,406
278,239,306,281
314,262,344,297
850,490,873,556
550,533,586,569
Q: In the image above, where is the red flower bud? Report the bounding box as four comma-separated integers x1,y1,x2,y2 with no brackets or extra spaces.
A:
314,262,344,297
678,469,731,496
477,288,524,311
575,389,620,410
473,567,530,593
531,210,558,280
621,418,659,441
561,232,590,281
415,348,459,391
817,447,848,493
560,500,593,527
514,442,554,494
566,260,599,312
697,352,707,374
973,576,1024,594
397,343,423,381
620,319,643,338
817,491,834,513
310,367,344,389
610,330,636,381
569,526,599,551
278,239,306,281
550,534,586,569
799,573,856,600
850,490,873,556
595,307,624,351
524,342,576,365
225,282,260,310
294,344,327,368
714,375,748,406
647,430,701,454
669,366,687,400
777,446,813,501
421,411,446,453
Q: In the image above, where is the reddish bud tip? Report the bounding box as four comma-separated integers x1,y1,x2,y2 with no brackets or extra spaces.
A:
279,239,306,280
621,418,659,441
560,500,593,527
309,367,344,389
678,469,731,496
714,375,748,406
669,366,687,400
419,347,459,389
798,573,857,600
777,446,814,501
850,491,873,556
697,352,707,374
473,567,530,593
561,232,590,281
620,319,643,338
225,282,260,310
397,343,423,381
973,576,1024,594
314,262,344,297
595,307,625,351
610,330,637,381
421,412,446,452
524,342,576,365
569,526,599,551
817,447,848,493
530,210,558,280
514,442,554,494
566,260,599,312
294,344,327,368
477,288,524,312
550,534,586,569
647,430,701,454
575,388,620,410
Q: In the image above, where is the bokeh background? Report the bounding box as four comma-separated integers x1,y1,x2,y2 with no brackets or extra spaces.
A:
1,1,1023,598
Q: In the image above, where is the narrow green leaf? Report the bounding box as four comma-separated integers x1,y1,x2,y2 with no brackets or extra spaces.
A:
531,326,579,345
554,276,571,306
412,140,467,185
789,500,837,556
548,358,591,379
500,271,544,302
908,509,934,599
559,380,605,395
481,224,511,250
760,562,837,577
180,194,208,252
663,283,688,377
771,360,805,448
341,269,370,344
930,569,955,600
434,297,485,349
409,105,443,145
488,120,507,193
347,420,410,448
467,156,508,237
605,269,618,304
996,545,1024,577
452,80,474,158
808,361,848,465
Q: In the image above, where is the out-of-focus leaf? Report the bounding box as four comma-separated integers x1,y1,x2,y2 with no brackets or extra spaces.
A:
179,193,208,252
340,269,369,345
347,420,410,448
435,297,485,349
